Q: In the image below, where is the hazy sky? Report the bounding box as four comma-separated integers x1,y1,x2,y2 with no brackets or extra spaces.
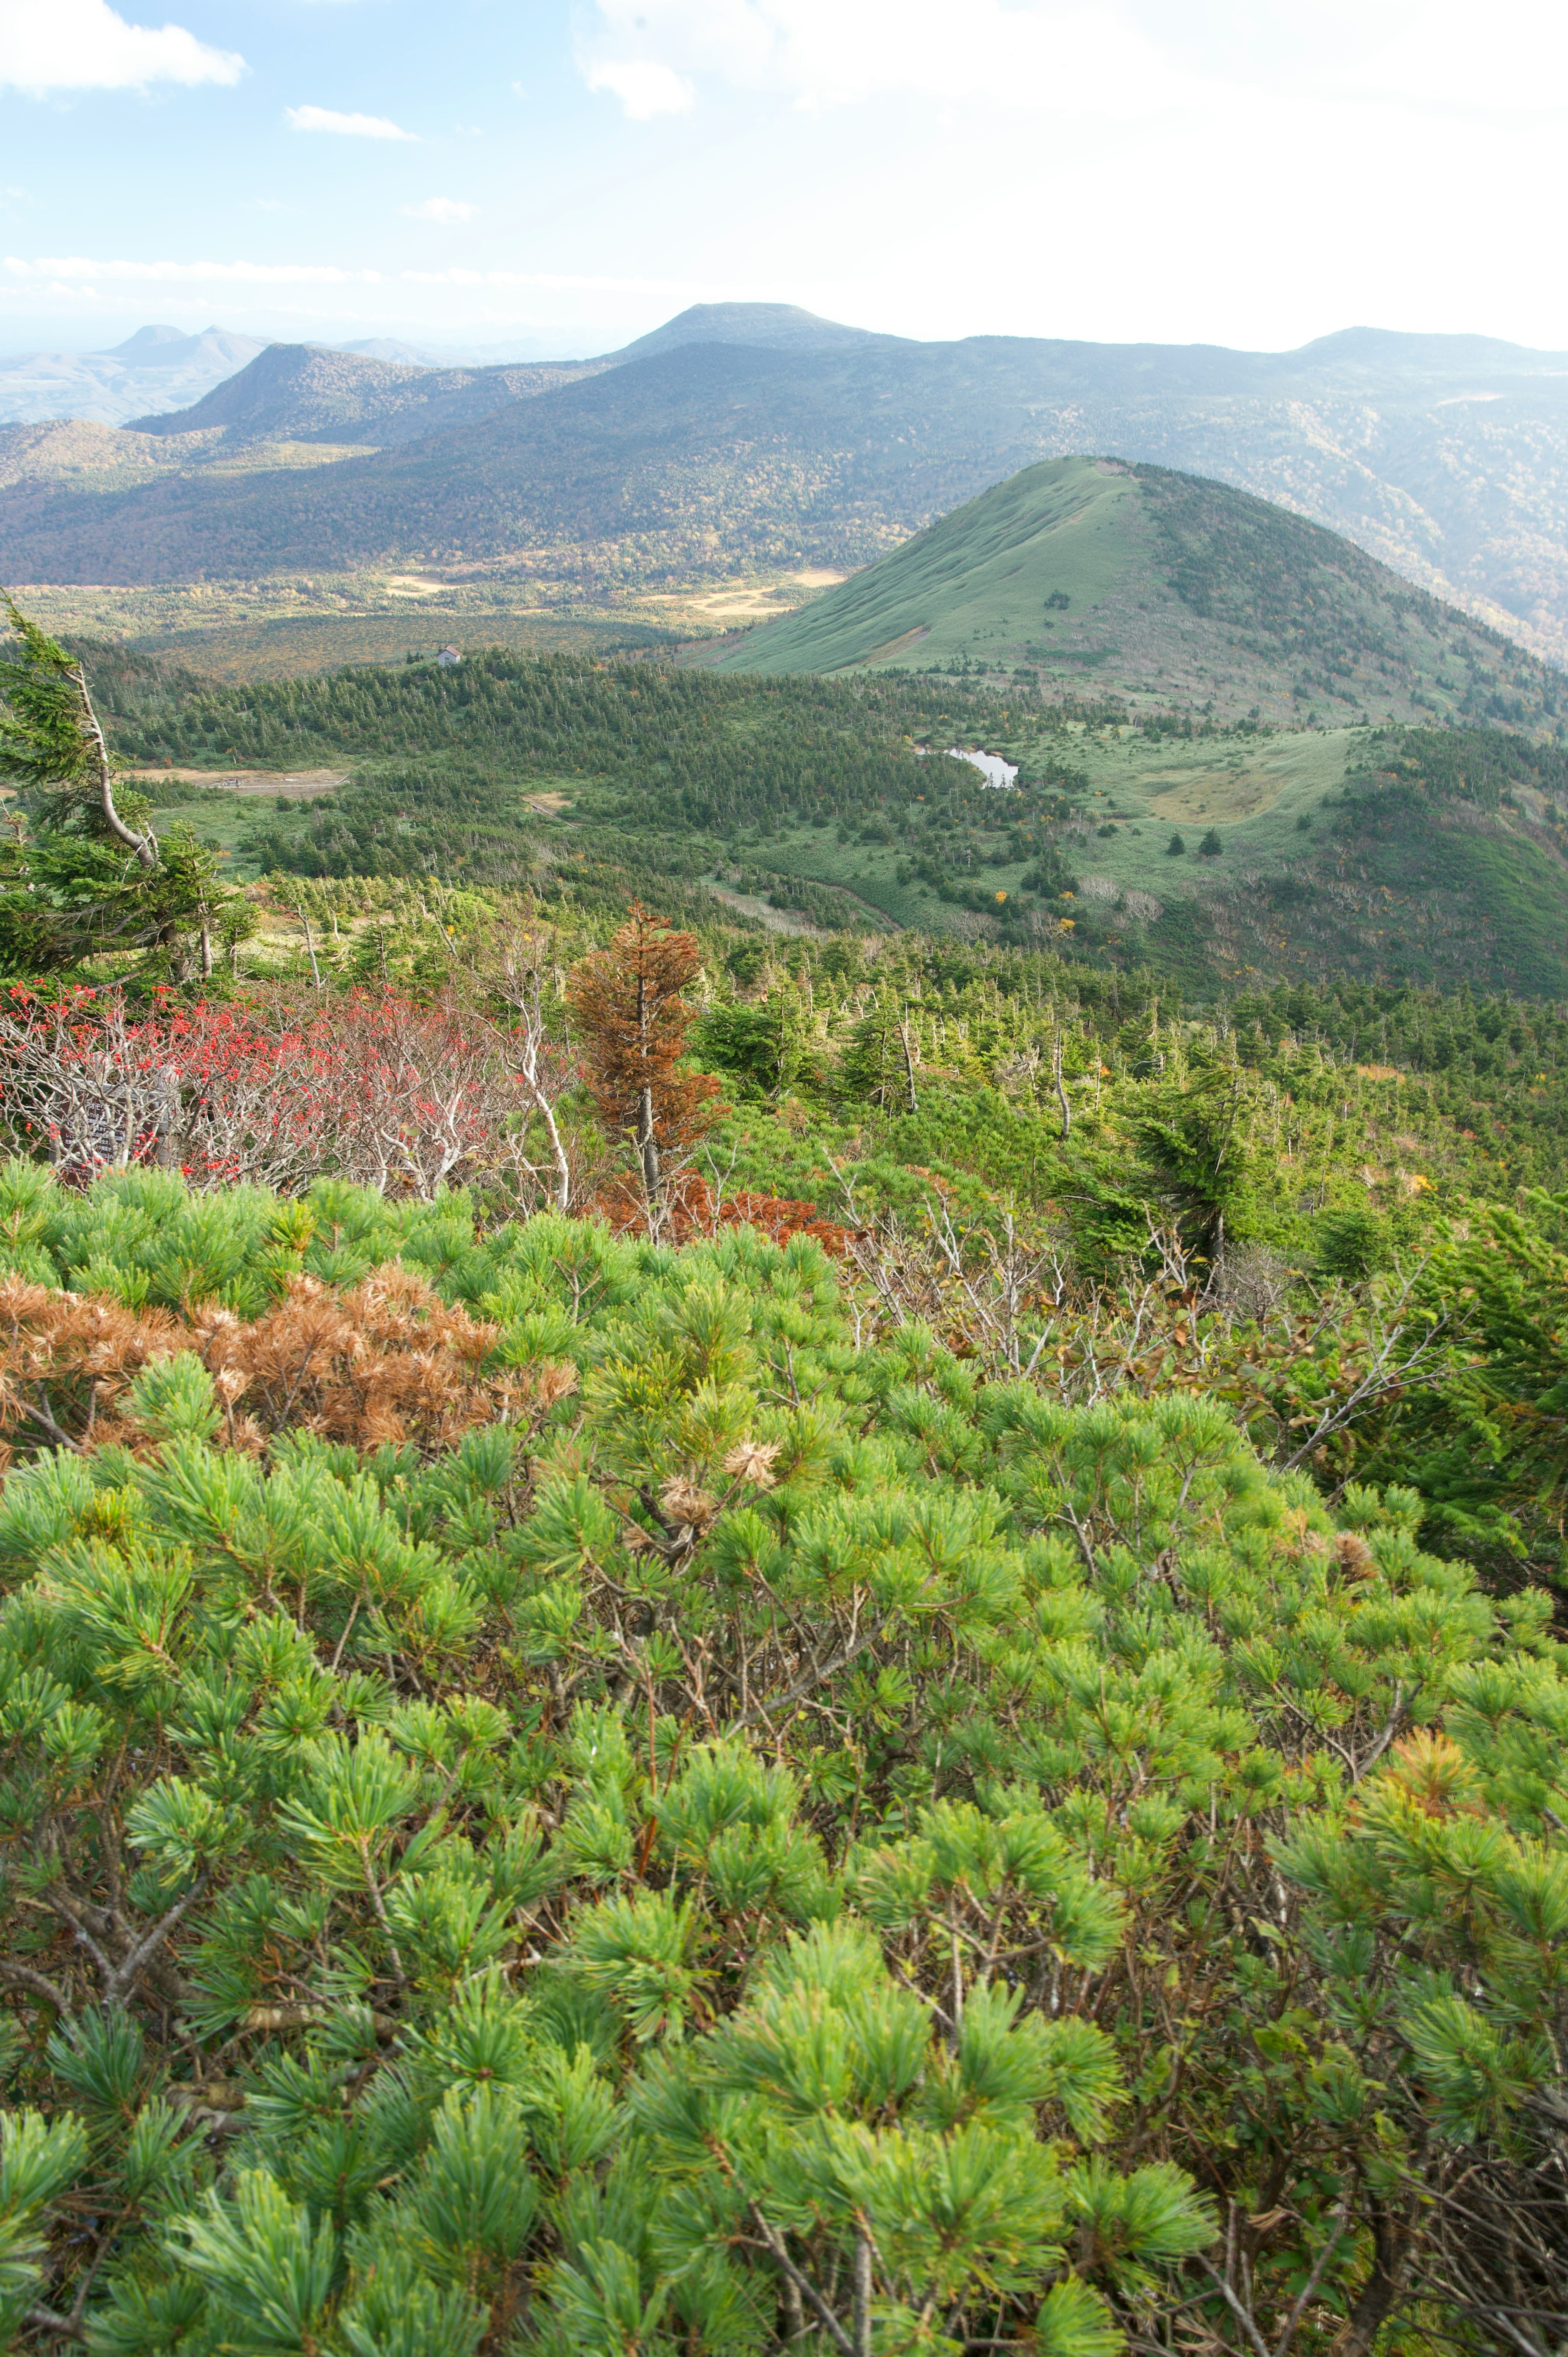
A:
1,0,1563,357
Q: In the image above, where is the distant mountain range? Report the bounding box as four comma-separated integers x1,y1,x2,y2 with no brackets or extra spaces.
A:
4,303,1568,667
126,341,605,448
0,322,600,431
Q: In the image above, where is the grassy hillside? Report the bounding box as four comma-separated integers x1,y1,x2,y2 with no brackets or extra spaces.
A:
1000,721,1568,999
713,457,1140,676
717,458,1562,734
117,609,678,681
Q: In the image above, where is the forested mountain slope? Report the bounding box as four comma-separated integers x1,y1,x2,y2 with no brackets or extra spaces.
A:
8,307,1568,665
127,340,606,448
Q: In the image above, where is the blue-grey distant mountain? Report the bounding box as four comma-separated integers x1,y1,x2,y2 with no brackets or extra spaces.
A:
5,301,1568,664
0,324,265,426
601,302,891,359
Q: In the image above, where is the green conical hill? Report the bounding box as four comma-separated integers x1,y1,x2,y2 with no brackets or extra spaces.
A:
715,456,1559,734
718,456,1135,674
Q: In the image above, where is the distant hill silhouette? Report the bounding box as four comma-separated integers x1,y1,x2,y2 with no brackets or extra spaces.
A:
0,323,265,428
603,301,891,359
128,342,603,447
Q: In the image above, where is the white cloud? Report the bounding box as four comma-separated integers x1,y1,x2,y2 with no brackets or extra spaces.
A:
0,253,708,298
0,0,244,92
401,197,478,223
284,103,416,139
585,58,696,119
1121,0,1568,119
4,253,384,283
399,268,713,293
579,0,1212,117
579,0,1568,124
1333,0,1568,116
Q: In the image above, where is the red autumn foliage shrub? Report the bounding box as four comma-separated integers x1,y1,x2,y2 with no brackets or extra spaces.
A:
0,907,851,1251
0,985,561,1199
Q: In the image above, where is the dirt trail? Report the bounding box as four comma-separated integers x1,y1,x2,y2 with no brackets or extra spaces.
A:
128,766,346,799
706,883,829,937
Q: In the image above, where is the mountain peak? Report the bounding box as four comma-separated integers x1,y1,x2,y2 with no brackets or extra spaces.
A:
121,338,602,450
128,342,427,437
109,325,188,354
1289,324,1568,373
717,453,1559,737
603,302,890,361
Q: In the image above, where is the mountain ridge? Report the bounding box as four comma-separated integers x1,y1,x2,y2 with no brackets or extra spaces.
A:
0,323,266,428
8,302,1568,665
126,340,605,447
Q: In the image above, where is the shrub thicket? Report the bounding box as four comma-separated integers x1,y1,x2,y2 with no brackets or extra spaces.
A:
0,1185,1562,2354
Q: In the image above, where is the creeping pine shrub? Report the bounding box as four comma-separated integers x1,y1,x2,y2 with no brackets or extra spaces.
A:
0,1173,1562,2355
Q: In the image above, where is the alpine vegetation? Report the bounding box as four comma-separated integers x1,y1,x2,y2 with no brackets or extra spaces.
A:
0,1181,1561,2353
0,607,1563,2357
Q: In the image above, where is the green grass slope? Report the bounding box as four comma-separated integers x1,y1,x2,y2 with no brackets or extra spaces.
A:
718,458,1564,735
685,721,1568,1001
714,458,1136,675
985,722,1568,1001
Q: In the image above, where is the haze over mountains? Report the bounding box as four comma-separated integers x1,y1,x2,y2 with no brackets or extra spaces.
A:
0,323,582,428
0,324,266,427
127,343,606,450
5,302,1568,669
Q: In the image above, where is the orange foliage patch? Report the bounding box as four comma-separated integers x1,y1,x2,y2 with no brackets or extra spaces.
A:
0,1266,577,1463
589,1172,847,1255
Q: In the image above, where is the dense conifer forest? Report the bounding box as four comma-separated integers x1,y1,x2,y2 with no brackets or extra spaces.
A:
84,642,1568,998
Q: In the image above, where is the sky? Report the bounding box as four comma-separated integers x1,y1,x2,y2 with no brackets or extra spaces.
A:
1,0,1565,360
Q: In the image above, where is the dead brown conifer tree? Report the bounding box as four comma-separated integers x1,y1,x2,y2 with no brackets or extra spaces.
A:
567,902,720,1214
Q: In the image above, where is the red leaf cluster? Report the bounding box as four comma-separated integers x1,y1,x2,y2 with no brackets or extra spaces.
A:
0,984,539,1197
